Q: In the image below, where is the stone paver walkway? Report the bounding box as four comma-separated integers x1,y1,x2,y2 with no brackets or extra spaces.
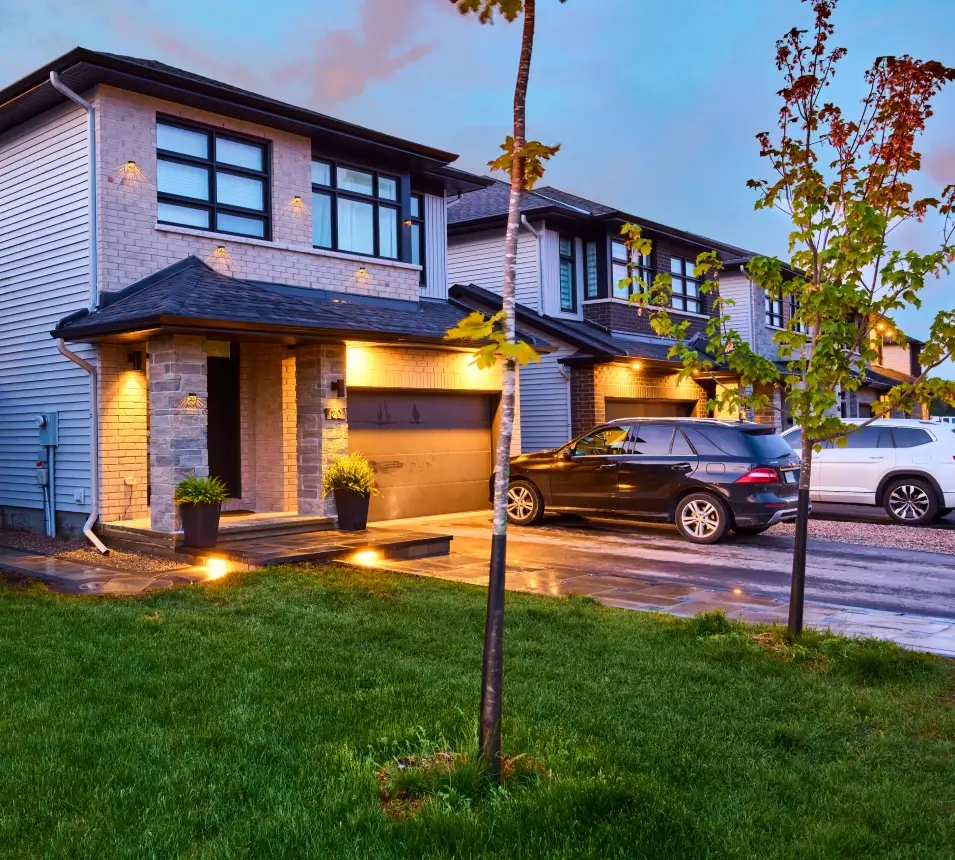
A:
351,541,955,659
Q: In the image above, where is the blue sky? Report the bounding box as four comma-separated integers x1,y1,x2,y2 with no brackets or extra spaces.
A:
2,0,954,362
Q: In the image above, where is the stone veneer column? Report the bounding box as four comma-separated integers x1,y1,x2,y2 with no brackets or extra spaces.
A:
148,334,208,532
295,344,347,519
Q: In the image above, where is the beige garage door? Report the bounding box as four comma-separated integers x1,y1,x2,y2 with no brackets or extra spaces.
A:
348,391,493,521
604,399,695,420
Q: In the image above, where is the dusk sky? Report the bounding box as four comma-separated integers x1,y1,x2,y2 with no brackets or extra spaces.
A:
2,0,954,363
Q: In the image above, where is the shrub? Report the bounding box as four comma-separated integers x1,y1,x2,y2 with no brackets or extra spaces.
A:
173,474,229,505
322,452,381,499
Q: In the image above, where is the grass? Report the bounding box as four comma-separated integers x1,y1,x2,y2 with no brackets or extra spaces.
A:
0,566,952,859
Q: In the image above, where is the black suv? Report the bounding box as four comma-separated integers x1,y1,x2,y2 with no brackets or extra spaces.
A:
504,418,800,543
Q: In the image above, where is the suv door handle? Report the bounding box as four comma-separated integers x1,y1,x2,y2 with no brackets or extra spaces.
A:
868,455,885,460
670,463,693,472
597,463,619,470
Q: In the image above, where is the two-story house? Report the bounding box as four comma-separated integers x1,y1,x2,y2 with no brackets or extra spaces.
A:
0,49,542,541
447,181,748,450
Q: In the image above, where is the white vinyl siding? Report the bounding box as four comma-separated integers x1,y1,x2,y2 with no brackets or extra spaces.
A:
0,102,93,518
519,346,574,452
447,227,540,310
421,193,447,299
718,271,755,350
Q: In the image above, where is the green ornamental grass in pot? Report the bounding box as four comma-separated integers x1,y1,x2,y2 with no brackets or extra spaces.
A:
322,452,380,531
174,474,229,549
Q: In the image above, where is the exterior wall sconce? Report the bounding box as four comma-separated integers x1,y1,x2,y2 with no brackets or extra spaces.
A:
330,378,346,397
631,361,642,371
403,219,413,227
208,244,233,273
287,195,307,216
213,245,229,258
127,350,144,371
356,266,368,278
115,159,146,187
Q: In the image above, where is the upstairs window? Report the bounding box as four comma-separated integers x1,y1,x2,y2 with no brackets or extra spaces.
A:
669,257,702,314
790,296,804,333
312,161,399,259
409,194,426,287
156,120,270,239
584,241,599,299
559,237,576,312
766,292,784,328
611,240,651,300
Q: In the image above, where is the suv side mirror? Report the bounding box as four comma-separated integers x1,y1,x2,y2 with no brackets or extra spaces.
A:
562,445,575,460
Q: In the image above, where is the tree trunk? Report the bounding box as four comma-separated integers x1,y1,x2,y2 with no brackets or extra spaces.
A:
478,0,535,781
788,435,813,636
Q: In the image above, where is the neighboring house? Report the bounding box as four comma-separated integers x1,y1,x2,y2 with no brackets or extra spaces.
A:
857,334,925,419
0,48,541,536
447,182,755,449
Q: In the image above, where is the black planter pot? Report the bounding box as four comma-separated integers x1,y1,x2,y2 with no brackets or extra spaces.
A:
334,489,370,531
180,501,222,548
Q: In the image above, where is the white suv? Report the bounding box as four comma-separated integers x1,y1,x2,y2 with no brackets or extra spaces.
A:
781,419,955,526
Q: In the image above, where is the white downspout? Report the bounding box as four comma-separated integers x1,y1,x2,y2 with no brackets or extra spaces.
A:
520,214,544,314
50,72,107,553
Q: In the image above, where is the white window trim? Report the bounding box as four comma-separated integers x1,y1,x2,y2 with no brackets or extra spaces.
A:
155,223,422,272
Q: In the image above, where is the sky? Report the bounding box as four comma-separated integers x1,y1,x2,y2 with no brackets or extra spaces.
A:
1,0,954,365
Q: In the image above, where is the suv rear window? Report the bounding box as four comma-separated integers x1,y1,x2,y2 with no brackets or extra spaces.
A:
683,425,750,458
744,430,795,459
892,427,933,448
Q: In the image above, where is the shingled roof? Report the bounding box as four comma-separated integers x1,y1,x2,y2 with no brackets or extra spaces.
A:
52,257,549,348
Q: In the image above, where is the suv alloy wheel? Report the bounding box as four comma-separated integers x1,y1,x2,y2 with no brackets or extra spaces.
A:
884,477,938,525
506,480,544,525
675,493,730,544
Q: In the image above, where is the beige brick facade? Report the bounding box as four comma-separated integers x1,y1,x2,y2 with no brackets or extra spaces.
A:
92,86,420,302
98,342,149,522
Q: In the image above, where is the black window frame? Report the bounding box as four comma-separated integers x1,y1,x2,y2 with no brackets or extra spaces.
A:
790,296,804,333
584,240,599,299
156,116,272,241
669,257,703,314
311,159,401,260
766,291,784,328
408,193,426,287
610,239,652,300
558,236,577,312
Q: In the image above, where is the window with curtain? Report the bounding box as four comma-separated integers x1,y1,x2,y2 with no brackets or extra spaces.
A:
156,119,270,239
584,241,598,299
559,237,576,312
311,160,400,259
669,257,702,313
611,240,651,300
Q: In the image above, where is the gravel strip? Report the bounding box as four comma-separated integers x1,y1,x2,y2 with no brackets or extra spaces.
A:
770,519,955,555
57,547,189,574
1,529,188,573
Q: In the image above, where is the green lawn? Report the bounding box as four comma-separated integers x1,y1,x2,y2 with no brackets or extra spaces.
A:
0,566,952,860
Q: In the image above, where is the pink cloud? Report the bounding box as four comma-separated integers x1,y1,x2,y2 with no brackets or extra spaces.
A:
925,146,955,186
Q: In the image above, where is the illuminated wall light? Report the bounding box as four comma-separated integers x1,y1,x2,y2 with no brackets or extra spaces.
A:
631,361,642,371
356,266,368,279
213,245,229,258
180,392,205,413
286,195,307,216
115,159,146,187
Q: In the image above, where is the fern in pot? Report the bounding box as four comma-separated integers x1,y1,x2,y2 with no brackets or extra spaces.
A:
322,452,380,531
174,474,229,548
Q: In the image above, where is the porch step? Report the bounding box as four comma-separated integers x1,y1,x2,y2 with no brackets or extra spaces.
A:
215,515,334,543
173,529,452,568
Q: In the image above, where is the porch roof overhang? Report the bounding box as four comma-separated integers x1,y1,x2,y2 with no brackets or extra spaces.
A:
51,257,553,352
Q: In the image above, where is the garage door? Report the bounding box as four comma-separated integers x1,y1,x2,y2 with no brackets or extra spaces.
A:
348,391,493,521
604,399,695,420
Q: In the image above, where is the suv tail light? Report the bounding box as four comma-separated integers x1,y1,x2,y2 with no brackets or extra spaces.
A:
736,467,780,484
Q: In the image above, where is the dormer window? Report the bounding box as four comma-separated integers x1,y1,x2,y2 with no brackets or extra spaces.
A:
156,119,270,239
669,257,702,314
558,237,576,312
312,161,400,259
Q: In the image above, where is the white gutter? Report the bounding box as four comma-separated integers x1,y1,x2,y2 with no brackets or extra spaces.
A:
50,72,107,554
520,214,544,314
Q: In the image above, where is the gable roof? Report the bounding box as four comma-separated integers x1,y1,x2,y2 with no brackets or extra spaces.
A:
449,282,689,364
447,179,754,257
0,49,490,194
52,256,549,349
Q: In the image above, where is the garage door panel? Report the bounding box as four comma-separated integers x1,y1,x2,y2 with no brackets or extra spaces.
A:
605,399,695,420
348,391,493,520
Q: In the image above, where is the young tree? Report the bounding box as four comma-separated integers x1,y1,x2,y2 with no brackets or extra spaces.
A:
445,0,561,778
637,0,955,635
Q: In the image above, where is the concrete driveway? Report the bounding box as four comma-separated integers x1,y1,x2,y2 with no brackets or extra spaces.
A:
368,512,955,656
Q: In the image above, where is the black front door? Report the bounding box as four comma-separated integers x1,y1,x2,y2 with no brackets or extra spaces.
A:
206,343,241,499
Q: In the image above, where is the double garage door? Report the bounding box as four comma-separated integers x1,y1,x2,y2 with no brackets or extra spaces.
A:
348,391,493,521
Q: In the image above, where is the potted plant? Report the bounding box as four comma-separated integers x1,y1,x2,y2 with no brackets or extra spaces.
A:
322,452,381,531
174,474,230,548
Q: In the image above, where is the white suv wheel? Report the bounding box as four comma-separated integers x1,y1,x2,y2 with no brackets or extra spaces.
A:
884,478,937,526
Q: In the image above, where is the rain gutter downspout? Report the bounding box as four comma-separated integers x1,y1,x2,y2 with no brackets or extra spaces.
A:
50,72,108,554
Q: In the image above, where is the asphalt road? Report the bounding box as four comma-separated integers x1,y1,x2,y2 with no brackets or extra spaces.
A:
410,513,955,620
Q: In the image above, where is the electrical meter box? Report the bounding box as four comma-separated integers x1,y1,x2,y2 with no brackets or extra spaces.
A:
35,412,58,447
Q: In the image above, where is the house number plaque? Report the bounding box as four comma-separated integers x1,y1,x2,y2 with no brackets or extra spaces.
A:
325,405,346,421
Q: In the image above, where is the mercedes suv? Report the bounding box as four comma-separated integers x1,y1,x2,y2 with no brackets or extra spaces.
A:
504,418,800,544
